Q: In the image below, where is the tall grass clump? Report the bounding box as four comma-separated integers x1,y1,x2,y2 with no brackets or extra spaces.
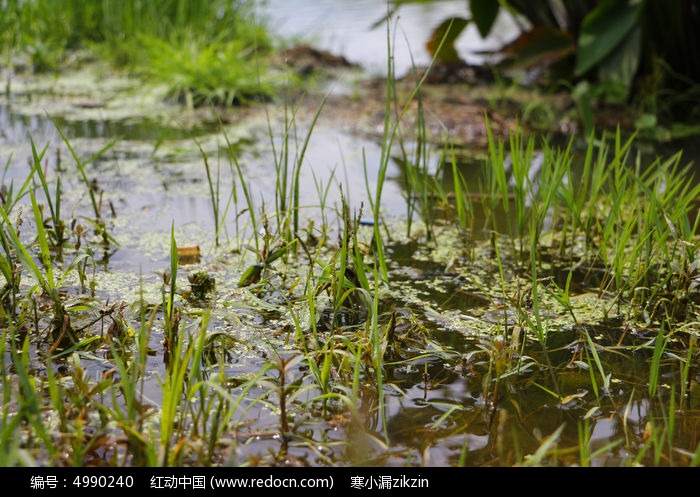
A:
1,0,263,66
475,123,700,323
267,91,328,249
0,0,288,106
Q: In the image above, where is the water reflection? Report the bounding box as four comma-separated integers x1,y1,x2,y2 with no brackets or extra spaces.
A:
256,0,520,77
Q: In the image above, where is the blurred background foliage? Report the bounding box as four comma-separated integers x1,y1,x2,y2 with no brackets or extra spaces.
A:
396,0,700,132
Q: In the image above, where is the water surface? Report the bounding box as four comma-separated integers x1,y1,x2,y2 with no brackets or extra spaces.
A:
256,0,520,76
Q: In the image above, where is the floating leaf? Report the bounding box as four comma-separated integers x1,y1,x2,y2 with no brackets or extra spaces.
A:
560,391,587,405
177,244,201,265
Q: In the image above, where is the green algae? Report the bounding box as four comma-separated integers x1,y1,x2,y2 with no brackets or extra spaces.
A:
0,56,699,468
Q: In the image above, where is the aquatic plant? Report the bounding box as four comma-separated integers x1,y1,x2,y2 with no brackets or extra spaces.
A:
1,2,699,469
410,0,700,127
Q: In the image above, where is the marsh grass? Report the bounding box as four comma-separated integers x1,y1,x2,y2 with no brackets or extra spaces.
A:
8,331,57,462
3,103,700,467
138,34,279,108
31,140,66,260
1,1,291,109
1,6,700,468
197,139,223,248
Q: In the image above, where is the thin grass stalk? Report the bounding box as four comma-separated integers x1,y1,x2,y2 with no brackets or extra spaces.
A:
163,223,179,367
207,361,276,445
0,188,75,307
578,418,624,466
394,44,432,239
449,145,473,232
334,193,352,316
666,387,676,465
0,326,30,466
30,139,66,260
620,389,636,451
10,331,57,461
159,315,191,466
518,423,565,466
219,125,257,252
291,287,328,409
269,103,292,238
557,132,592,261
366,10,447,282
107,296,159,465
483,116,509,235
228,151,259,256
50,116,118,246
292,238,321,348
634,157,672,300
0,228,20,318
680,334,695,405
266,86,329,248
43,353,68,436
291,92,329,243
196,138,221,247
311,167,334,233
577,418,592,466
637,155,700,316
1,152,35,213
182,312,214,455
349,214,371,304
508,130,537,259
531,138,569,259
649,326,668,398
582,327,612,398
521,214,561,399
372,284,390,446
334,191,374,317
30,188,56,292
596,163,639,303
580,135,615,259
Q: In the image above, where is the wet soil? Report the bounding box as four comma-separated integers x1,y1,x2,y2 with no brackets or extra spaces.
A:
254,44,639,160
282,50,570,144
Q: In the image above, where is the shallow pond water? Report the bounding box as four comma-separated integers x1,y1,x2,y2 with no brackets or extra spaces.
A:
1,5,700,468
255,0,520,77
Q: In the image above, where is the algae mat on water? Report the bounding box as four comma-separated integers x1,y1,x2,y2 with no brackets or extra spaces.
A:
0,58,699,468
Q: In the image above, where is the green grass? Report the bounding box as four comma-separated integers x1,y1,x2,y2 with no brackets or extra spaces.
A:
2,104,699,467
0,5,699,468
0,0,293,107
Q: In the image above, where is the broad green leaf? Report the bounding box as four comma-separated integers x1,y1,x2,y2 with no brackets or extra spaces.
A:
425,17,470,63
575,0,644,76
238,264,263,287
470,0,500,38
598,24,641,101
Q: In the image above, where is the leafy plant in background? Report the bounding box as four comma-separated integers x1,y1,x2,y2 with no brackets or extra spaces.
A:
0,0,290,107
398,0,700,135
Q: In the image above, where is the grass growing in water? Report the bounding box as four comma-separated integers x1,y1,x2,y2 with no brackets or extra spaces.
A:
1,7,700,468
0,0,290,106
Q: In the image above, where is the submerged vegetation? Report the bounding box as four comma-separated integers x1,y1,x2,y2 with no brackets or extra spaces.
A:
0,0,699,468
